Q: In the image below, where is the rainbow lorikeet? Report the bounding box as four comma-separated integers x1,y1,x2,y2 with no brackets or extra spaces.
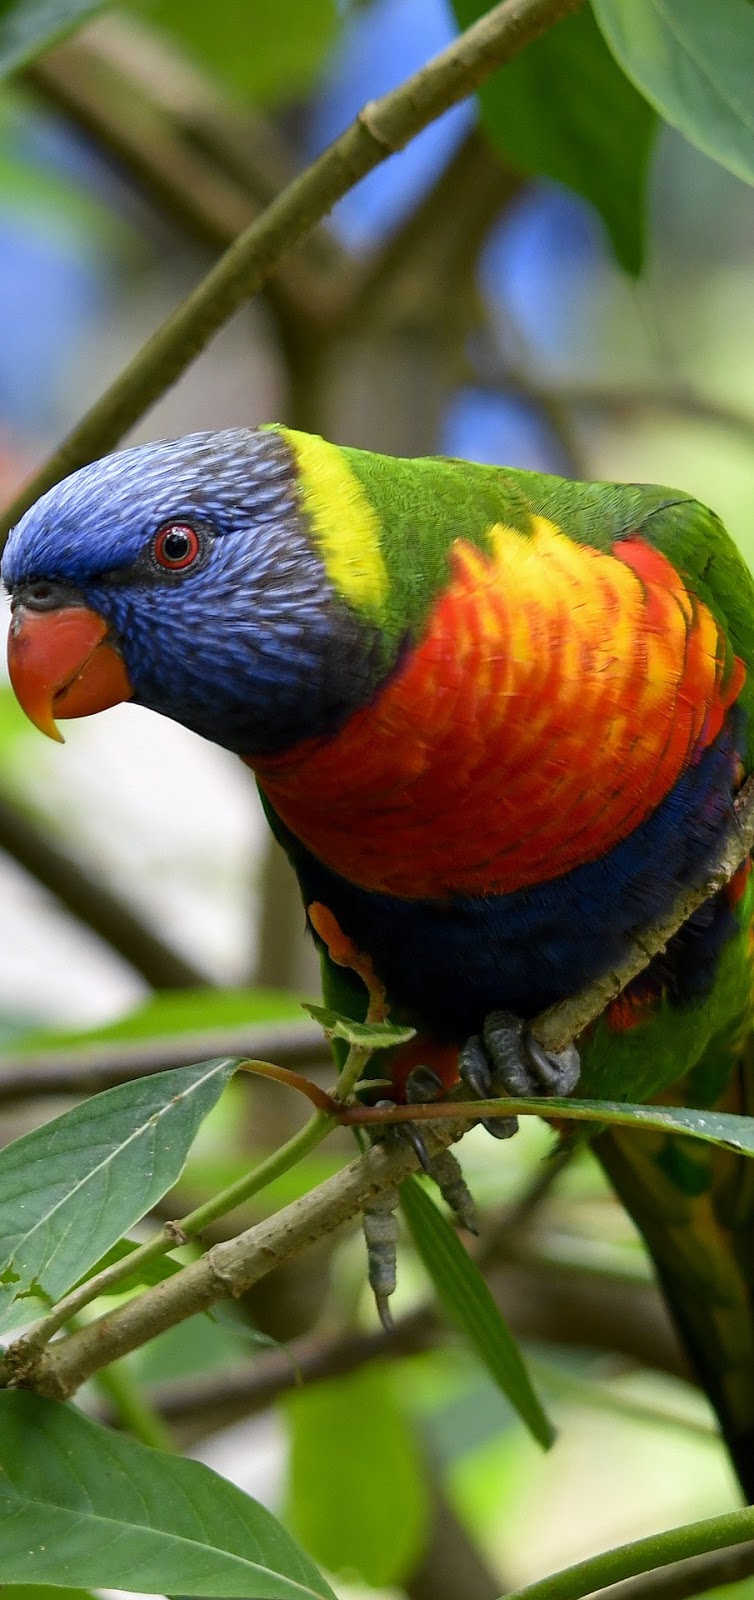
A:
4,425,754,1495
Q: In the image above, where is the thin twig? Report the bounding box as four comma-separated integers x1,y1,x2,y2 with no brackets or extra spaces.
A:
0,789,207,989
0,0,585,539
584,1542,754,1600
236,1057,334,1111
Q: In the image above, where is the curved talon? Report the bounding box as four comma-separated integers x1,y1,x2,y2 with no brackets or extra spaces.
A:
374,1293,394,1333
458,1035,491,1101
401,1119,433,1175
373,1096,432,1173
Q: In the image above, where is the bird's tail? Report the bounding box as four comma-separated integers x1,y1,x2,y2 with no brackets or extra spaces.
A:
595,1033,754,1500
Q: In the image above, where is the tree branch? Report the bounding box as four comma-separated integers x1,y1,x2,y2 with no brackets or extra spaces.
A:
96,1272,682,1442
16,1120,466,1398
0,1018,327,1104
0,788,207,989
408,1466,505,1600
473,368,754,449
24,23,347,328
0,0,585,539
90,1238,685,1448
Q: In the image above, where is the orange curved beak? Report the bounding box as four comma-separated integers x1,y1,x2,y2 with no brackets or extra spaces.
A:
7,604,133,743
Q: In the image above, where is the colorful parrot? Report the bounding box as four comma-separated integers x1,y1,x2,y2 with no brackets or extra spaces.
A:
4,424,754,1496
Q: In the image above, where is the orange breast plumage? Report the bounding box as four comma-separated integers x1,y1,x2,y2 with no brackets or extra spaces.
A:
255,518,745,899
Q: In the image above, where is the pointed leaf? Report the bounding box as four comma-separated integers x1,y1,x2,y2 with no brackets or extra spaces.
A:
453,1,655,272
0,1057,235,1330
303,1003,415,1050
400,1174,555,1449
0,1,113,77
473,1094,754,1153
0,1391,335,1597
593,0,754,188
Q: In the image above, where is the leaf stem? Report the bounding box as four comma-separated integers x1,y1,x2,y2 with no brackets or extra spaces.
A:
176,1107,336,1235
339,1095,754,1157
235,1057,336,1111
330,1044,374,1104
499,1508,754,1600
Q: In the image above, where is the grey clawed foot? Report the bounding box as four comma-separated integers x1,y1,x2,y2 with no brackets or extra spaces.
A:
363,1063,480,1324
458,1033,519,1139
404,1064,478,1235
375,1068,479,1233
459,1009,581,1139
363,1187,399,1331
484,1010,581,1096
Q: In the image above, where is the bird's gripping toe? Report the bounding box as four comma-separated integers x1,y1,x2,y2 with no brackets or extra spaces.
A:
362,1063,478,1326
459,1009,580,1138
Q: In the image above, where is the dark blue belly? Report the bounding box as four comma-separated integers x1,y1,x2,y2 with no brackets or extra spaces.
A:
261,718,742,1042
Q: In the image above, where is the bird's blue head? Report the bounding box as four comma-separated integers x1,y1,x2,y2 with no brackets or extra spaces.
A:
3,426,388,756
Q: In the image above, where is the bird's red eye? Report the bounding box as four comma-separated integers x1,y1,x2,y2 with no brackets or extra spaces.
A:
154,524,201,570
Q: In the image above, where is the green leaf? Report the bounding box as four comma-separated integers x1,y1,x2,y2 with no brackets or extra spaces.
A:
593,0,754,187
12,984,304,1053
285,1366,430,1587
400,1175,555,1450
0,1588,95,1599
0,1057,235,1330
0,1390,336,1597
0,0,113,76
475,1094,754,1153
452,1,655,273
126,0,340,104
303,1002,415,1049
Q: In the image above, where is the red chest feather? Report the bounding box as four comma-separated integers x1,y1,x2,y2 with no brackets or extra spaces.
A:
255,520,744,899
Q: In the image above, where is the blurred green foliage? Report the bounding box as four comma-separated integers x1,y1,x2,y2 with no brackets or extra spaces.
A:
126,0,341,103
286,1366,431,1587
